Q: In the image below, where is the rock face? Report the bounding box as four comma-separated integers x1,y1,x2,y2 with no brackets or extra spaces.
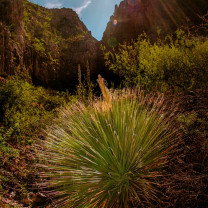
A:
23,2,100,90
0,0,25,75
49,8,99,89
102,0,208,46
0,0,99,90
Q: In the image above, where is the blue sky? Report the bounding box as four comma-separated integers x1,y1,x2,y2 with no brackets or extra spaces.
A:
29,0,123,40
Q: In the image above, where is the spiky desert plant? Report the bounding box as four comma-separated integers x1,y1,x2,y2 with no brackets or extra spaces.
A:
40,88,178,208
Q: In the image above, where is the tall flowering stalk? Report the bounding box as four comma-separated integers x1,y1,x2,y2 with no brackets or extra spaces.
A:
98,74,110,103
77,64,82,101
86,61,93,104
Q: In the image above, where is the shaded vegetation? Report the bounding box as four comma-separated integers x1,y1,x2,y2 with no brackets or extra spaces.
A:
0,76,72,206
161,90,208,207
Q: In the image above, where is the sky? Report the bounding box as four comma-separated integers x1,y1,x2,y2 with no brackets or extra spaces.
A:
29,0,123,40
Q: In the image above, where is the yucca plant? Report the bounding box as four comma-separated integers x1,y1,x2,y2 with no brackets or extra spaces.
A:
40,80,177,207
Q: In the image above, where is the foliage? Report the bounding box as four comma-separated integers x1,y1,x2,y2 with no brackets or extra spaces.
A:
41,88,178,207
103,30,208,91
0,76,73,206
0,77,69,145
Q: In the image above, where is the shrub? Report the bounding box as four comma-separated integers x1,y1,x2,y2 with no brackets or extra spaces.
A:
41,86,178,207
103,30,208,91
0,77,69,144
0,76,72,206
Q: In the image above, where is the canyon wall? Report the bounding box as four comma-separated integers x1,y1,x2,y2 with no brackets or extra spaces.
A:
102,0,208,46
0,0,100,90
0,0,24,74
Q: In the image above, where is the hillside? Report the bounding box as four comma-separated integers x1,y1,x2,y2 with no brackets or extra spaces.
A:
0,0,99,90
1,0,208,89
102,0,208,46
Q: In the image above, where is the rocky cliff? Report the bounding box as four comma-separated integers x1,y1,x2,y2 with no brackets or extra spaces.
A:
0,0,25,75
102,0,208,46
0,0,100,90
49,8,99,89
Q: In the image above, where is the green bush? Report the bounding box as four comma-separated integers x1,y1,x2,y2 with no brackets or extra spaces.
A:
0,76,73,205
103,30,208,91
0,77,69,145
41,89,178,207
